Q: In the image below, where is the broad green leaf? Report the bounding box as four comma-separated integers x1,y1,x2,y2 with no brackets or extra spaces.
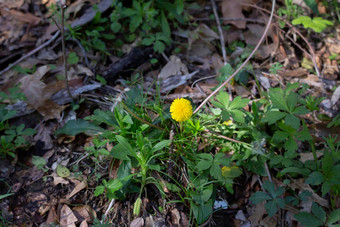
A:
265,200,278,217
57,165,70,178
273,130,289,143
230,109,245,123
94,185,105,196
321,181,331,197
55,119,105,136
285,136,298,153
305,171,324,185
328,209,340,225
303,0,318,14
269,89,289,111
216,92,230,109
210,162,222,179
151,140,170,153
263,181,276,196
311,202,326,223
110,144,130,160
285,114,300,130
262,111,287,124
249,191,272,204
191,200,213,225
32,156,46,169
107,179,123,192
292,106,310,115
295,212,324,227
229,96,249,109
276,198,285,209
116,135,135,157
286,92,298,112
67,52,79,65
84,109,117,127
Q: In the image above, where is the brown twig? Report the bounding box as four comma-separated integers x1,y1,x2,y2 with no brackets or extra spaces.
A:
193,17,265,24
0,31,60,76
194,0,276,114
60,5,74,100
204,129,244,144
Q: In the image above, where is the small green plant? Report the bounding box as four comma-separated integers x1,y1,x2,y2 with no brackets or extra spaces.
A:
292,16,334,33
0,87,36,158
250,181,285,217
295,202,340,227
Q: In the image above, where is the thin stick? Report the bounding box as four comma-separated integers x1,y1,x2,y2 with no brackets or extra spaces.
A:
210,0,227,65
0,31,60,76
61,5,74,100
193,0,276,114
101,199,115,224
204,129,244,144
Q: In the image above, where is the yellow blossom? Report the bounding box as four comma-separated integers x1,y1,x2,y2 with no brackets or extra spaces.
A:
223,120,233,126
170,98,193,122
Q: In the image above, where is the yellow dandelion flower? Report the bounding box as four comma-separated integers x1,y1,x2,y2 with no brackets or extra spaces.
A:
170,98,193,122
223,120,233,126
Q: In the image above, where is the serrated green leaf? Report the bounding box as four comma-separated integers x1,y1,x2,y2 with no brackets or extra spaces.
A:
311,202,326,223
94,185,105,196
292,106,310,115
269,89,289,111
229,96,249,109
67,52,79,65
107,179,123,192
295,212,324,227
55,119,105,136
110,144,130,160
250,191,272,204
57,165,70,178
285,114,300,130
116,135,135,157
273,130,290,142
328,209,340,225
216,92,230,109
305,171,324,185
210,162,222,179
285,136,298,153
32,156,46,169
286,92,298,111
265,200,278,217
262,111,287,124
230,109,245,123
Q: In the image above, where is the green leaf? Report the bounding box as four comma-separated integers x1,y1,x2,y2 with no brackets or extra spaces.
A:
328,209,340,225
32,156,46,169
196,154,213,171
311,202,326,223
111,21,121,33
57,165,70,178
295,212,324,227
284,136,298,153
230,109,245,123
84,110,117,127
263,180,276,196
286,92,298,112
154,40,165,53
107,179,123,193
285,114,300,130
262,111,287,124
269,89,289,111
273,130,289,142
216,92,230,109
305,171,324,185
191,200,213,225
151,140,170,153
265,200,278,217
0,193,14,200
116,135,134,157
210,162,222,179
249,191,272,204
110,144,130,160
303,0,319,14
321,181,331,197
292,106,310,115
67,52,79,65
161,11,170,37
94,185,105,196
229,96,249,109
55,119,105,136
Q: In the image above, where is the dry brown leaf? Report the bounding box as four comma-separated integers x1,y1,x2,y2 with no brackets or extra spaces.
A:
248,201,266,227
158,55,188,79
46,206,58,224
73,205,95,222
170,208,181,225
211,53,224,74
60,205,78,227
0,0,24,8
221,0,257,29
130,217,144,227
66,181,87,199
79,220,88,227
